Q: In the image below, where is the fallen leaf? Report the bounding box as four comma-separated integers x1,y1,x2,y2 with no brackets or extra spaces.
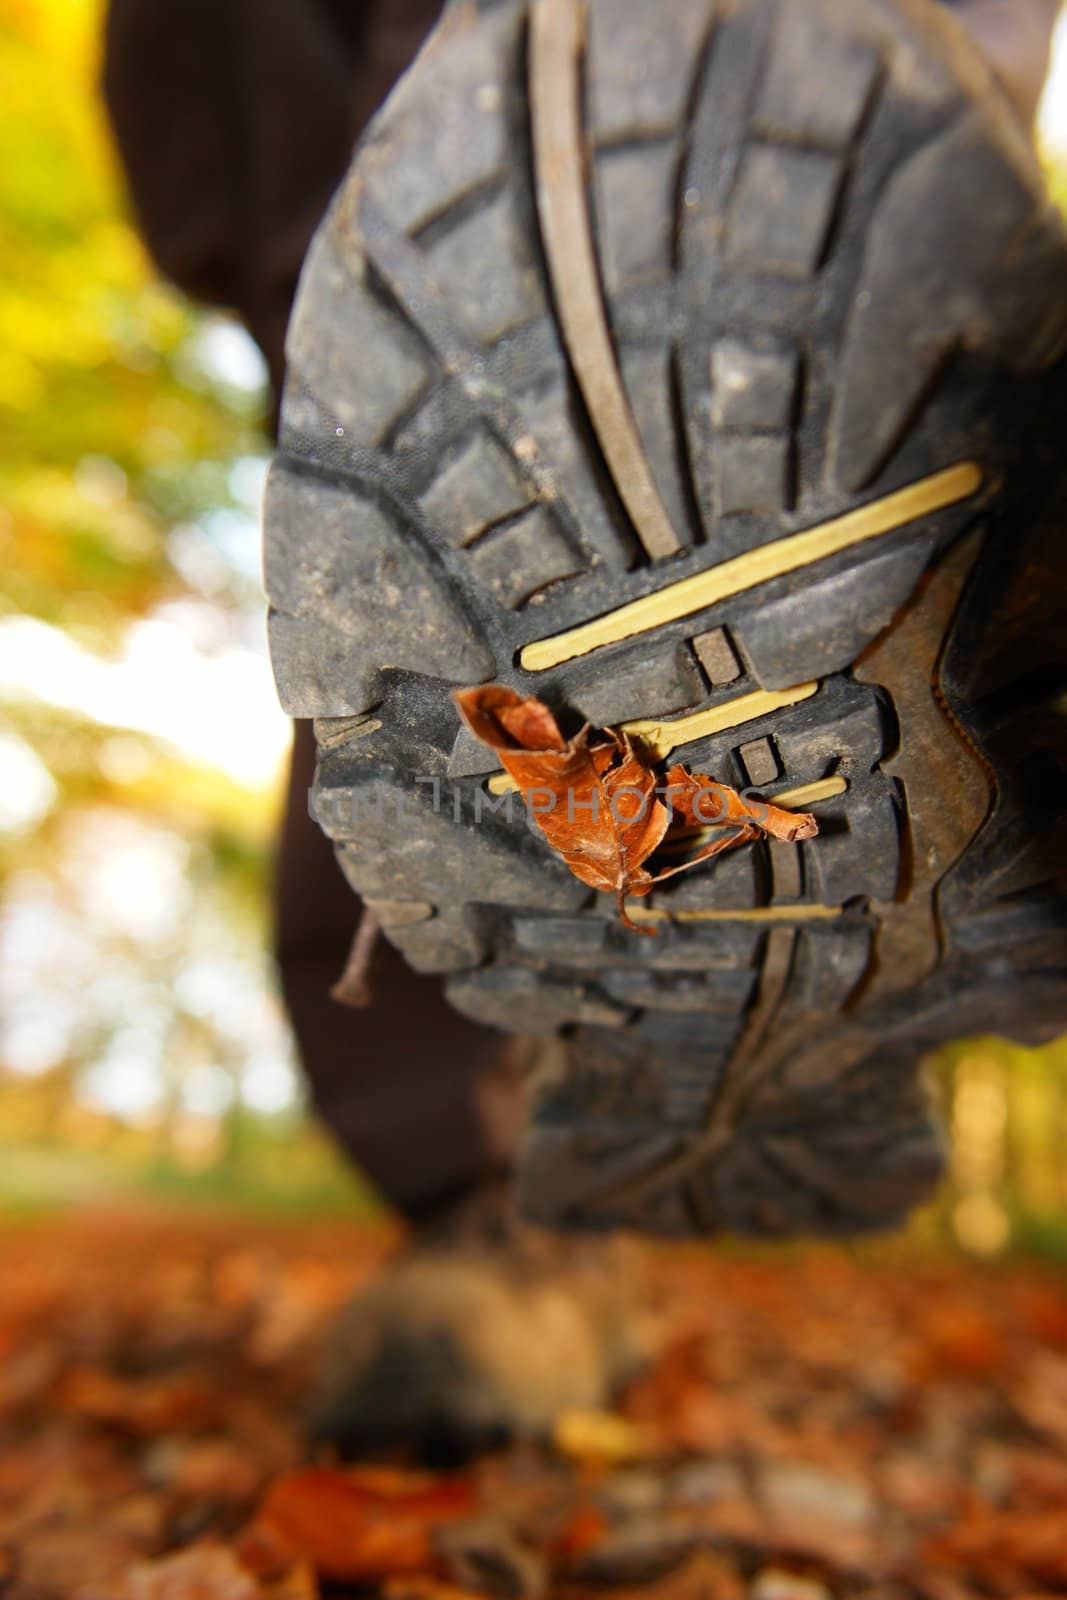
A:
554,1408,649,1466
239,1467,477,1583
660,764,819,847
0,1342,61,1418
992,1446,1067,1508
570,1551,746,1600
753,1460,884,1578
751,1572,833,1600
14,1525,151,1599
453,687,816,930
909,1301,1008,1384
550,1502,611,1564
566,1522,700,1588
1018,1284,1067,1351
436,1514,546,1599
455,685,671,928
263,1562,320,1600
58,1366,221,1436
1009,1352,1067,1452
385,1574,495,1600
384,1581,492,1600
923,1508,1067,1590
116,1545,262,1599
152,1438,267,1508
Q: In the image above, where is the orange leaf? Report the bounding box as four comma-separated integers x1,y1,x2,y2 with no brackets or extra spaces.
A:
662,765,818,844
550,1503,610,1563
384,1582,492,1600
117,1545,262,1599
923,1508,1067,1589
240,1468,476,1584
454,687,818,930
455,686,670,930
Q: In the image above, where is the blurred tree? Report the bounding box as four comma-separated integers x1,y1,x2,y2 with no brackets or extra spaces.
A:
0,0,266,644
0,0,325,1200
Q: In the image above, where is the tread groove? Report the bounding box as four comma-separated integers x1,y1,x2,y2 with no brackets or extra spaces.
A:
529,0,685,560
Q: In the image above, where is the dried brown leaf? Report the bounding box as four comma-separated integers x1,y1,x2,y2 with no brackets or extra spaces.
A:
384,1581,492,1600
923,1508,1067,1590
455,685,671,928
116,1545,262,1599
239,1467,476,1583
453,687,817,930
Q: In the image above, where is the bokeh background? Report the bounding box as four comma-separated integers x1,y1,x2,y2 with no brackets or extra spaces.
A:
1,0,1064,1250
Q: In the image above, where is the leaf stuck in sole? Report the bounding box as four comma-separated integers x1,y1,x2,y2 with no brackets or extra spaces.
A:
453,686,818,932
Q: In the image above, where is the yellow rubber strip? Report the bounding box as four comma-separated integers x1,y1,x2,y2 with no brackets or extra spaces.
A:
520,461,983,672
625,903,843,924
490,767,846,805
770,774,848,809
620,682,818,760
484,682,822,793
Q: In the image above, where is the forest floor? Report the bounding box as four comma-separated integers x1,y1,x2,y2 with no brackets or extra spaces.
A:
1,1210,1066,1599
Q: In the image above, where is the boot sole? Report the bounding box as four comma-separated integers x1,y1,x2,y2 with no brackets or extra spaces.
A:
266,0,1067,1235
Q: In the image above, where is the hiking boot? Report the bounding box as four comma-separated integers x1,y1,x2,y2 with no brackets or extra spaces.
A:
265,0,1067,1237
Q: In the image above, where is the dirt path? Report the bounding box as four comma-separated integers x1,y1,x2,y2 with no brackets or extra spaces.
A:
0,1212,1065,1598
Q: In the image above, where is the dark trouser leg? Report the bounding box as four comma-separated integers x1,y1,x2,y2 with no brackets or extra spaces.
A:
274,722,524,1219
